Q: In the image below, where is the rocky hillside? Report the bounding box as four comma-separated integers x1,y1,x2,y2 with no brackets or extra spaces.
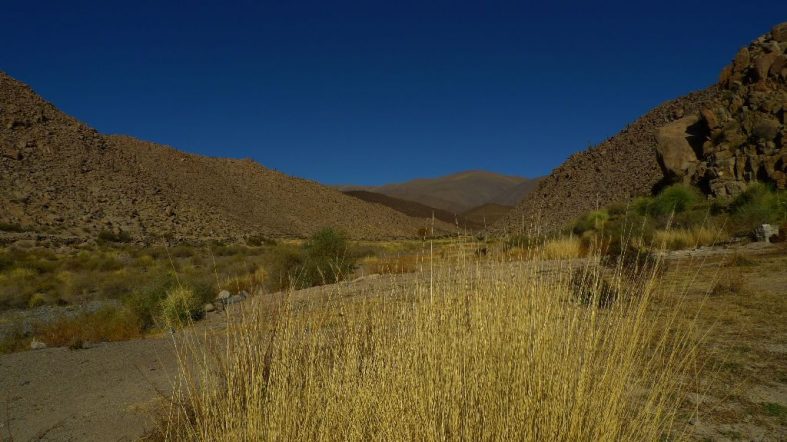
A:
0,72,444,242
497,23,786,234
341,170,536,214
656,24,787,196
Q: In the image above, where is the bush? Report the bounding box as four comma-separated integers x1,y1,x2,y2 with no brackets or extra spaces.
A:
573,210,609,234
648,184,701,216
160,286,203,327
632,196,653,216
539,237,583,260
35,306,142,348
265,245,305,291
728,182,787,232
27,293,48,308
300,228,356,287
126,274,177,328
652,226,728,250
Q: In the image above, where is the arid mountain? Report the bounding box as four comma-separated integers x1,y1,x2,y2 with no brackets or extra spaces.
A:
342,190,480,229
341,170,537,214
461,203,513,227
0,72,448,242
497,24,787,234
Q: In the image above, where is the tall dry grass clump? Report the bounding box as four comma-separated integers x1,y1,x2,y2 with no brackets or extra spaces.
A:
157,246,696,441
537,236,584,260
653,226,729,250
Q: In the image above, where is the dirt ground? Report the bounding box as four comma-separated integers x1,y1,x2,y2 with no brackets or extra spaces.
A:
0,243,784,441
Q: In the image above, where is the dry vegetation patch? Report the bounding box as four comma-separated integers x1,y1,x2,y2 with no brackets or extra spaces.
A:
153,249,698,441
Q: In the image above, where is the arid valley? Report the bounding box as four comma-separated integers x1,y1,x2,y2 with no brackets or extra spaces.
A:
1,5,786,441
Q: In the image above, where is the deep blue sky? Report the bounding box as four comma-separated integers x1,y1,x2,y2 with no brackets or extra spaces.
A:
3,1,785,185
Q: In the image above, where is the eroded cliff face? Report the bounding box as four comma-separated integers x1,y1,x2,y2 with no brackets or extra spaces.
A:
499,24,786,234
656,23,787,197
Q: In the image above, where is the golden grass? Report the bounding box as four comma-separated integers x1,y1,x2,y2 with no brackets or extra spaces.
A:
156,245,699,441
538,236,584,259
36,306,142,348
361,253,424,275
505,236,584,261
653,226,729,250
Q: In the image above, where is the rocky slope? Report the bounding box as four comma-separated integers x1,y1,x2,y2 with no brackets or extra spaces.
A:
497,24,786,234
656,24,787,196
0,72,442,242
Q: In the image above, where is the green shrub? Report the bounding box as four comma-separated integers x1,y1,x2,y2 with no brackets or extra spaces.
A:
300,228,356,287
573,210,609,234
648,184,701,216
160,286,203,327
632,196,654,216
27,293,48,308
728,182,787,231
265,245,304,291
125,274,177,328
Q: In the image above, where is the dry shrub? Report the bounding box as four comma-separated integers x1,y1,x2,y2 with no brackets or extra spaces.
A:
709,273,746,296
160,287,203,327
569,266,620,308
723,254,755,268
653,226,729,250
363,254,423,275
36,306,142,348
219,266,266,294
156,249,696,441
537,236,583,260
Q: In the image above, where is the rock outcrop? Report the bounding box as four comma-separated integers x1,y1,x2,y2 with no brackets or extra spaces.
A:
670,24,787,197
497,24,786,233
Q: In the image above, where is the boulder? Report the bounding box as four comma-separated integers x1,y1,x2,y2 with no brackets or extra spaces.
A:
771,56,787,78
203,303,215,313
754,53,778,81
655,115,702,179
216,290,231,301
226,293,247,305
751,115,781,141
733,47,750,73
754,224,779,242
700,108,720,129
772,22,787,43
